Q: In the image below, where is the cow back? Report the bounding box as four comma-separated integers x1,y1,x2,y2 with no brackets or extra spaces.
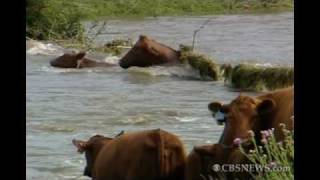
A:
93,129,186,180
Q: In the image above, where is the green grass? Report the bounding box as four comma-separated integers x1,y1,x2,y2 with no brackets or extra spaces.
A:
26,0,294,41
228,64,294,91
179,45,221,80
60,0,294,20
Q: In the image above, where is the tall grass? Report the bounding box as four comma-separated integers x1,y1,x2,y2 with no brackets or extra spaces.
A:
26,0,293,41
54,0,294,19
179,45,221,80
228,64,294,91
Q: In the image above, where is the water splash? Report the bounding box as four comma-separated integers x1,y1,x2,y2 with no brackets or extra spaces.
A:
26,40,65,56
126,65,201,79
174,116,199,122
102,55,120,65
39,66,98,73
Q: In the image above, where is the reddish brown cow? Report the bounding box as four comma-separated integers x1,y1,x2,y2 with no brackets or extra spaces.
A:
50,51,115,68
186,144,250,180
119,35,180,69
186,144,232,180
73,129,187,180
209,86,294,146
187,87,294,180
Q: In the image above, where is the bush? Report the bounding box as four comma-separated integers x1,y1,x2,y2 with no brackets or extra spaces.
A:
26,0,85,41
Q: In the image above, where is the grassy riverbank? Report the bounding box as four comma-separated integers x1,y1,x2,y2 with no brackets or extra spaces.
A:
27,0,293,40
66,0,293,19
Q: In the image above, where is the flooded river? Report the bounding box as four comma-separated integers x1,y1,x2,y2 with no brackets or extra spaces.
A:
26,12,293,179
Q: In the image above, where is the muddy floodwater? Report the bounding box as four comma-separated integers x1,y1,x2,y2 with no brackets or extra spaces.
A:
26,12,293,179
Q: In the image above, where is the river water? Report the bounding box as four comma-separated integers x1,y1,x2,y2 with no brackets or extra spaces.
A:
26,12,293,179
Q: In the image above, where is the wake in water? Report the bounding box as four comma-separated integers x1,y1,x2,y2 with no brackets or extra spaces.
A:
40,61,206,80
28,41,284,81
126,65,203,80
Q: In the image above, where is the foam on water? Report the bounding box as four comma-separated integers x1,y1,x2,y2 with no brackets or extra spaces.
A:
39,64,122,74
26,40,65,56
39,66,99,73
119,115,152,125
102,55,120,65
127,65,201,79
174,116,199,122
39,61,208,80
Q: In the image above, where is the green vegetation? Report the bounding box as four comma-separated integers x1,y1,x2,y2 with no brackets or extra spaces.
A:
239,123,294,180
177,45,293,90
179,45,221,80
26,0,85,41
92,39,133,55
46,0,294,19
228,64,294,91
26,0,293,41
26,1,294,88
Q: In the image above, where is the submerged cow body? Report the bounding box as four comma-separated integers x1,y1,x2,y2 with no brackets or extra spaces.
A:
73,129,186,180
119,35,180,68
50,51,114,68
187,87,294,180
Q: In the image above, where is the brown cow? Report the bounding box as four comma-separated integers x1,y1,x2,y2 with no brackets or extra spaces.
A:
72,129,187,180
186,144,251,180
187,87,294,180
208,86,293,145
119,35,181,69
50,51,115,68
186,144,233,180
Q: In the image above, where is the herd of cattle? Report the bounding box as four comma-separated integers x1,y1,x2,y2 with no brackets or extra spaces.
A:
50,35,185,69
48,35,294,179
72,87,293,180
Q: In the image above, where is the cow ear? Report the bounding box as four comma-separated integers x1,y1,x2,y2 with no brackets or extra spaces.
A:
76,51,86,59
208,102,223,113
257,99,276,116
139,35,148,41
72,139,89,154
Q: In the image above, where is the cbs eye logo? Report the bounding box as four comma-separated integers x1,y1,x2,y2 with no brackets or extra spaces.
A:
212,164,221,172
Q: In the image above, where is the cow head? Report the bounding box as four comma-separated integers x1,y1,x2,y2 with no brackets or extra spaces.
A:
119,35,168,68
208,95,276,146
187,144,235,180
72,135,113,177
50,51,86,68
